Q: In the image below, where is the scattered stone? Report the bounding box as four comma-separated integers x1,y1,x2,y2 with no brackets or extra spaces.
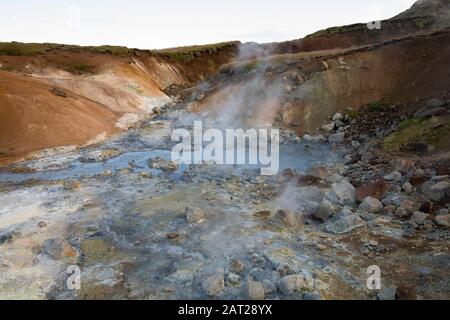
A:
409,176,426,186
51,87,67,98
201,273,224,297
351,141,361,148
402,182,413,192
230,259,245,274
321,122,335,132
63,180,81,190
185,207,205,224
326,215,365,234
241,279,265,300
312,200,334,222
426,98,444,108
306,166,330,180
355,178,389,202
332,112,343,121
410,211,429,225
435,214,450,228
227,273,241,285
383,205,396,214
297,175,322,186
421,181,449,202
384,171,402,182
148,157,178,172
42,238,77,262
253,210,271,219
37,221,47,228
140,171,152,178
328,132,345,143
278,275,314,295
437,208,449,215
328,180,355,205
166,232,180,240
359,197,383,213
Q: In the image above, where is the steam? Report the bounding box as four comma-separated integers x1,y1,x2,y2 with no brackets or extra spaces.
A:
199,42,288,130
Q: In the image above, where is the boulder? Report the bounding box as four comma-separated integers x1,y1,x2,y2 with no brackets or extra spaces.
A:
355,178,389,202
435,214,450,228
359,197,383,213
201,272,224,297
384,171,402,182
325,215,365,234
278,275,314,295
410,211,429,225
328,132,345,143
321,122,335,133
312,200,334,222
328,180,355,205
421,181,449,202
332,112,344,121
241,279,265,300
306,166,330,180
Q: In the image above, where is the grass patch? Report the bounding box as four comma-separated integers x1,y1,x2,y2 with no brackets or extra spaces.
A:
383,116,450,153
0,42,132,57
0,42,56,56
155,41,239,63
366,101,388,112
398,117,422,130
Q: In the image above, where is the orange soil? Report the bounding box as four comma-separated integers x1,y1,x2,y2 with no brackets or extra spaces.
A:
0,71,118,165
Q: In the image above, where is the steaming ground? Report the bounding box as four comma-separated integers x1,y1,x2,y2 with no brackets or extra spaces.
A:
0,103,448,300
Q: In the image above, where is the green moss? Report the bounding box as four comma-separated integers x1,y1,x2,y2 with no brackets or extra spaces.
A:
398,117,421,130
366,102,388,112
383,116,450,153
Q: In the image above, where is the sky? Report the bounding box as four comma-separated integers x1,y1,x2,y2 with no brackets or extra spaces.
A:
1,0,417,49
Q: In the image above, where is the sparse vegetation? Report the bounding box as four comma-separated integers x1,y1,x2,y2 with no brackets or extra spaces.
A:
366,101,388,112
383,116,450,153
155,41,239,63
0,42,132,57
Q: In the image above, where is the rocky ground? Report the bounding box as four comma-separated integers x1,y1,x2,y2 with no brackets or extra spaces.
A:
0,94,449,300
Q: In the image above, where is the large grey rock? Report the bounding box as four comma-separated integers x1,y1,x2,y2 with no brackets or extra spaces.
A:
202,272,225,297
410,211,429,225
278,275,314,295
326,215,365,234
435,214,450,228
328,180,355,205
321,122,335,133
359,197,383,213
332,112,344,121
241,279,265,300
384,171,402,182
421,181,449,201
328,132,345,144
312,200,334,222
